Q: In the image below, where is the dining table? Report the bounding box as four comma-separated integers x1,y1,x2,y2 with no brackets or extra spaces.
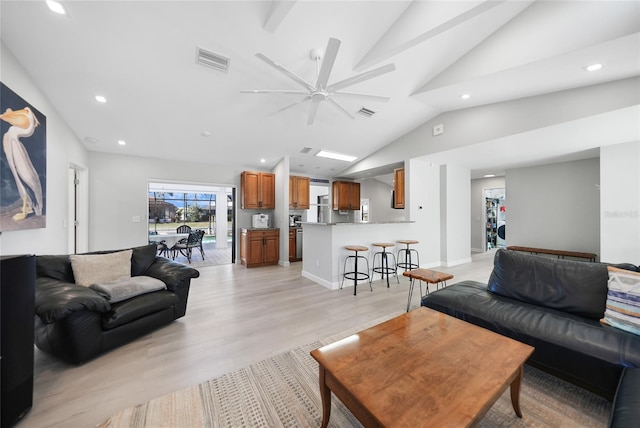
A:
148,232,189,249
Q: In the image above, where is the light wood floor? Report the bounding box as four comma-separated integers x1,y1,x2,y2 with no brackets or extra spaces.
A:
21,251,497,428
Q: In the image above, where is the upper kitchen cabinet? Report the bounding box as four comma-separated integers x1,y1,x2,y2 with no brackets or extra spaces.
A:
241,171,275,209
332,181,360,210
289,175,310,209
393,167,405,209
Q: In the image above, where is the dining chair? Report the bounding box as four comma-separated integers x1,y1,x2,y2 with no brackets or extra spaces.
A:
173,229,205,263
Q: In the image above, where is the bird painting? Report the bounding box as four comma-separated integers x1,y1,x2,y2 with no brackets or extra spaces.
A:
0,106,44,222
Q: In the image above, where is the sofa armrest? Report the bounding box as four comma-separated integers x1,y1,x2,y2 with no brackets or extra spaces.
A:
145,257,200,291
610,368,640,427
35,277,111,324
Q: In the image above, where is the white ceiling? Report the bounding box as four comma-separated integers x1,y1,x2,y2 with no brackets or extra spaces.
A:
1,1,639,180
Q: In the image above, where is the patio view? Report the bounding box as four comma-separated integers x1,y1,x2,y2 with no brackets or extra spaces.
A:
148,183,234,266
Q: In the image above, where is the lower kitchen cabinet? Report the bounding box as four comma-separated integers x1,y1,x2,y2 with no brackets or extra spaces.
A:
240,228,279,267
289,229,296,262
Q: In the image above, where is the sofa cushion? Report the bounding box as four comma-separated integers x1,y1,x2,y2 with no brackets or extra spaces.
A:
90,276,166,303
488,249,608,319
70,250,132,287
102,290,178,330
36,254,74,282
130,244,158,276
602,267,640,336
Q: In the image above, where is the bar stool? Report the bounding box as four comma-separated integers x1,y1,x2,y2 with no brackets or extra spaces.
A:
397,240,420,274
341,245,372,296
371,243,399,288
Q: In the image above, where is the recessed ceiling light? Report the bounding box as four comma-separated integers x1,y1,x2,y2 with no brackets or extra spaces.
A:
95,95,107,103
260,158,266,163
46,0,67,15
201,131,211,137
84,137,98,144
484,174,496,178
117,140,126,146
461,94,471,100
315,150,357,162
584,63,603,72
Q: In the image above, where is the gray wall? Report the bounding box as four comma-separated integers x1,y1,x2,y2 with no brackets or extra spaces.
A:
359,178,405,223
506,158,600,256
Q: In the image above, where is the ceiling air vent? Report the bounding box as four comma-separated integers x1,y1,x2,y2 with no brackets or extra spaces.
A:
300,147,313,154
358,107,376,117
196,47,230,72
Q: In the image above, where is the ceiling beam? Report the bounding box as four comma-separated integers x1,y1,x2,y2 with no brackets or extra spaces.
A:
264,1,297,33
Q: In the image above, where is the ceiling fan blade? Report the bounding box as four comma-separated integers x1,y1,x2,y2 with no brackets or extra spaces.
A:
241,89,309,95
331,91,390,103
327,63,396,93
278,96,311,112
315,38,341,90
255,53,315,91
307,100,321,125
327,97,355,120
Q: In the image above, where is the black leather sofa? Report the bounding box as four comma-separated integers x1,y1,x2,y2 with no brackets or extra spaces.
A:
421,248,640,424
35,244,200,364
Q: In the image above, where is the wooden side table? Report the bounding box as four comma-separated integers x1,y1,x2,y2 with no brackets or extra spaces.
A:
403,268,453,312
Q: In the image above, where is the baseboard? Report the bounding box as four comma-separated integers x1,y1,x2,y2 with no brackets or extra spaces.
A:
442,257,473,267
301,270,337,290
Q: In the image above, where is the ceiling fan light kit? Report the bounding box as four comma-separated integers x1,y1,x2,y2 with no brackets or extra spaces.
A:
243,37,395,125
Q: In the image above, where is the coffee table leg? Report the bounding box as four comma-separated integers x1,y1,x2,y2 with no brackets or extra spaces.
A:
510,365,524,418
318,365,331,428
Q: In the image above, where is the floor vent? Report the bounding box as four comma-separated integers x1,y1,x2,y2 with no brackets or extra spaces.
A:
358,107,376,117
196,47,230,72
300,147,313,154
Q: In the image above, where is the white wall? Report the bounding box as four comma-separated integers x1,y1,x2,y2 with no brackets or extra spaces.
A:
340,78,639,178
407,158,441,268
600,141,640,263
274,157,289,265
506,158,600,256
88,152,243,252
440,164,471,266
0,42,89,256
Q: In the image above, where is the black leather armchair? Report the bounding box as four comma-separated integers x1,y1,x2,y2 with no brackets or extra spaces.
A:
34,244,199,364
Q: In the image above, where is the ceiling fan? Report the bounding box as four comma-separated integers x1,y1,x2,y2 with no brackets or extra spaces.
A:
242,38,396,125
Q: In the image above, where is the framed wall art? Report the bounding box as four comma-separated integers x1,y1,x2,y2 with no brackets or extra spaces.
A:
0,82,47,232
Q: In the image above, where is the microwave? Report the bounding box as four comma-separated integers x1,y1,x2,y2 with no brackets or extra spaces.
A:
252,213,269,228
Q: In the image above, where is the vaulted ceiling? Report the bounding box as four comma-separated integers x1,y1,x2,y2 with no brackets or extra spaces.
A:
1,1,638,179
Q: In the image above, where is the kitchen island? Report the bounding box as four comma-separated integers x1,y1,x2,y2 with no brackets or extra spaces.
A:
301,221,417,289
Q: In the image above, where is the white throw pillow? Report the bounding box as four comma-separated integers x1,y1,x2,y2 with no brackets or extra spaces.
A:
70,250,132,287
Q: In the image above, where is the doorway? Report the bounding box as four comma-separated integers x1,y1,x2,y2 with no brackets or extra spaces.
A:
484,188,506,251
148,181,235,266
68,164,88,254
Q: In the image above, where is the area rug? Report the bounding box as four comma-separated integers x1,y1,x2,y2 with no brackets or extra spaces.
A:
99,314,611,428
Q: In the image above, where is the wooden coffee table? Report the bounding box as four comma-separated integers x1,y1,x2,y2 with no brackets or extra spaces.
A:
310,308,534,428
403,268,454,311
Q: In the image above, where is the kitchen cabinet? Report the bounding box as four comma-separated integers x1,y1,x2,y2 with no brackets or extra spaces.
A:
241,171,275,209
289,175,310,209
289,229,296,262
332,181,360,210
393,167,405,209
240,228,279,267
